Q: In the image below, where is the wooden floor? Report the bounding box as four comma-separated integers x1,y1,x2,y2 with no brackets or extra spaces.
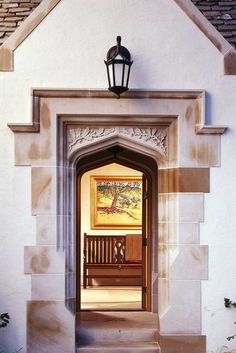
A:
80,286,142,310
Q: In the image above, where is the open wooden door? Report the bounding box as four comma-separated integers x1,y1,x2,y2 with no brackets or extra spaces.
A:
142,173,149,310
76,145,156,312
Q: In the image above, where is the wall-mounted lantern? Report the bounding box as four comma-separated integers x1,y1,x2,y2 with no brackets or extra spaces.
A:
104,36,133,98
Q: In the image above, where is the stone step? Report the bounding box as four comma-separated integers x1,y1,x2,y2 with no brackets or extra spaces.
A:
76,311,159,344
77,311,159,329
77,326,158,343
76,342,161,353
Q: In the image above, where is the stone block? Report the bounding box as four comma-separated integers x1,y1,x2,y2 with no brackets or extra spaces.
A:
31,274,65,300
158,168,209,193
159,280,201,334
159,334,206,353
158,193,204,222
24,245,65,274
158,222,199,244
170,244,208,280
31,167,57,215
36,215,57,245
27,300,74,353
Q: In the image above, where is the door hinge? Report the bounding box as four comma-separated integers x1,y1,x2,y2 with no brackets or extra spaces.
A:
143,238,148,247
143,191,149,200
142,286,147,294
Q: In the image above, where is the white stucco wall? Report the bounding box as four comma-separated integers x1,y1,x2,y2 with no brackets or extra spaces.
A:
0,0,236,352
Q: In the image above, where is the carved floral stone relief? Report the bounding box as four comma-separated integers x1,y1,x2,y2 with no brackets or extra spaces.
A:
67,126,168,156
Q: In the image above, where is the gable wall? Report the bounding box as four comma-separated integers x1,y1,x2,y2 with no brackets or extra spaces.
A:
0,0,236,352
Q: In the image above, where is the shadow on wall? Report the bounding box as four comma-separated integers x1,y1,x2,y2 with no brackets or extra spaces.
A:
205,91,213,125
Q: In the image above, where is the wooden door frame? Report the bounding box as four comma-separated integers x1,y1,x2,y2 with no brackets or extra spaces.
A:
75,146,158,312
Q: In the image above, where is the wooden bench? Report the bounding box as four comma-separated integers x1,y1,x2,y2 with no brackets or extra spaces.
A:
83,233,142,288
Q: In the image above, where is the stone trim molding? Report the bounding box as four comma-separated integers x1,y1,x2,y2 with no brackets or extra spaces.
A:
0,0,236,74
195,124,227,135
174,0,236,75
0,1,43,46
0,0,60,71
192,0,236,50
174,0,232,54
68,126,168,156
8,89,227,135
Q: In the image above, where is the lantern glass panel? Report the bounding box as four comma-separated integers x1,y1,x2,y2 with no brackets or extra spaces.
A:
114,62,124,87
108,64,113,88
123,63,130,87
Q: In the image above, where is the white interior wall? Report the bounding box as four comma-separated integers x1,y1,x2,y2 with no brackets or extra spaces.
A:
0,0,236,351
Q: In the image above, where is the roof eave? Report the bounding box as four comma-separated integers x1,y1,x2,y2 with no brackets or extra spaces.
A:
0,0,61,72
174,0,236,75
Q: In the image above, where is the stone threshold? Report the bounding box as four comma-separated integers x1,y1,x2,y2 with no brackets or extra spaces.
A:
76,311,160,353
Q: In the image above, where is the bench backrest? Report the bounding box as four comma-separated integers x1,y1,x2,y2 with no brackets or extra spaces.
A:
84,233,126,264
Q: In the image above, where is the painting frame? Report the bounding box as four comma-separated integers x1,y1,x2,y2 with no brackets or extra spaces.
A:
91,176,142,230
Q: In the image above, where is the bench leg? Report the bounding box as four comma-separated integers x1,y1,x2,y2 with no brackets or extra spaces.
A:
83,266,87,289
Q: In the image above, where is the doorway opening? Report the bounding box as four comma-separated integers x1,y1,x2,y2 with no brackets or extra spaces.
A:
76,145,158,313
80,163,143,310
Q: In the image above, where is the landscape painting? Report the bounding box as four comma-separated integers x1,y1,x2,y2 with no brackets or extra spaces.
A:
91,176,142,229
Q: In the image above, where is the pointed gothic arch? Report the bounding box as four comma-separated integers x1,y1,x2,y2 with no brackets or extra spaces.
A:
74,143,159,312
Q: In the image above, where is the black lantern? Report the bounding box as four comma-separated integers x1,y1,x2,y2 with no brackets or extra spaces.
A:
104,36,133,98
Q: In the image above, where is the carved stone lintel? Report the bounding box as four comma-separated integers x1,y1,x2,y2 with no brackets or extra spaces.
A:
68,126,168,156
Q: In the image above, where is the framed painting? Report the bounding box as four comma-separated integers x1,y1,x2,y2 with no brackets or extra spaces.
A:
91,176,142,229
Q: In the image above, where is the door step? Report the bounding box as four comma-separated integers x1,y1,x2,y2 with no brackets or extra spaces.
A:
76,342,160,353
76,311,161,353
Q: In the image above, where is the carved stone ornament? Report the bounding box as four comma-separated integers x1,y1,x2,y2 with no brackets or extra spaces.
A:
68,126,168,156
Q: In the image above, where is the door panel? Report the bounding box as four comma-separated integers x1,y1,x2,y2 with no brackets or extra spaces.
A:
77,155,155,312
142,174,148,310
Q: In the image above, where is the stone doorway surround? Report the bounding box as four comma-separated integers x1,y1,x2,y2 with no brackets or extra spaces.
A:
8,89,226,353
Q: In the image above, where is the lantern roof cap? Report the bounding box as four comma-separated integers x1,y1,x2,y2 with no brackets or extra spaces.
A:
106,36,131,62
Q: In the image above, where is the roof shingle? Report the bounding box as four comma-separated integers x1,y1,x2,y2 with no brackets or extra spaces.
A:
192,0,236,48
0,0,42,45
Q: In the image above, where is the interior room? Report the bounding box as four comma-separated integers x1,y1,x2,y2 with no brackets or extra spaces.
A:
80,163,143,310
